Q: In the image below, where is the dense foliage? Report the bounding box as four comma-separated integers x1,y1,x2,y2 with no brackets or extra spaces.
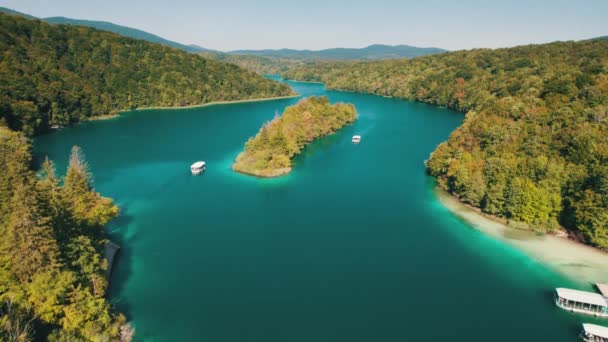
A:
0,6,213,53
233,96,357,177
0,127,131,340
43,16,212,53
0,11,299,340
0,13,293,135
284,40,608,249
203,45,446,75
201,52,308,75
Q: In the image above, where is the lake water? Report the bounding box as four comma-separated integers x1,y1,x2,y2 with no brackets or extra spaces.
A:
34,79,599,341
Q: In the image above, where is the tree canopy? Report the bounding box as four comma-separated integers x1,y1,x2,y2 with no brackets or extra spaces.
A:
233,96,357,177
0,127,127,341
0,13,293,135
284,40,608,249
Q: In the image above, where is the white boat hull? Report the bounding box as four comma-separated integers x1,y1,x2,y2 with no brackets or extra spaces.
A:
556,300,608,318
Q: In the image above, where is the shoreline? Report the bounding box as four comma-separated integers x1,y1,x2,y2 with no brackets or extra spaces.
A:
283,78,325,84
232,165,292,178
132,94,300,111
86,113,120,121
232,119,357,179
435,188,608,284
80,94,301,122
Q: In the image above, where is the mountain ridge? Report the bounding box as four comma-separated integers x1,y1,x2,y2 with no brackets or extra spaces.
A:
0,7,213,52
228,44,447,60
0,7,446,59
43,16,213,52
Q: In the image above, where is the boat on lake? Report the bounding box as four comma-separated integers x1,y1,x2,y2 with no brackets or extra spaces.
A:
582,323,608,342
554,288,608,317
191,161,206,175
352,135,361,144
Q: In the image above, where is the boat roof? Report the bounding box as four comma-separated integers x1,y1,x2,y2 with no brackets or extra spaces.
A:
353,135,361,138
191,161,206,168
597,283,608,296
556,288,608,307
583,323,608,338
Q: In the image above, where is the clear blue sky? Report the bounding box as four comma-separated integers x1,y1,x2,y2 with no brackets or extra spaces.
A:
3,0,607,51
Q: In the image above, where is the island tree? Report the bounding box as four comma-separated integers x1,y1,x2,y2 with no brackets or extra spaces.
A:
233,96,357,177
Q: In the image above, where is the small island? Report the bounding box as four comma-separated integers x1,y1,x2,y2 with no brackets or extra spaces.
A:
233,96,357,177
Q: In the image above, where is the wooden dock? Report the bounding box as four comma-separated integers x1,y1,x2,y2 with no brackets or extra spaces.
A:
596,283,608,296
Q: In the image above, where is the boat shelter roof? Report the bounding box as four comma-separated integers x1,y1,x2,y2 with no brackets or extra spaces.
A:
191,161,206,168
583,323,608,338
556,288,608,307
597,283,608,296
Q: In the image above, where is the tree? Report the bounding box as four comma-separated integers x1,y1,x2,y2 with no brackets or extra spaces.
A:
3,180,60,283
233,97,357,176
63,146,119,228
0,129,123,340
0,296,34,342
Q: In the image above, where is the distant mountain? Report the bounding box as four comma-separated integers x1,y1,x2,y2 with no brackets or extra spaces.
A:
0,6,37,19
229,44,447,60
202,52,309,75
0,7,214,53
43,16,212,53
188,44,214,52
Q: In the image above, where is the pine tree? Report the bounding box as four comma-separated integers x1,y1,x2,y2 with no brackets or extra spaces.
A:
3,180,60,283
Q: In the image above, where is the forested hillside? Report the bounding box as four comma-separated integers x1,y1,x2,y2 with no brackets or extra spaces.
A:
201,52,308,75
0,127,130,340
0,12,292,340
0,6,213,53
211,44,445,74
0,13,293,135
284,40,608,249
43,16,213,53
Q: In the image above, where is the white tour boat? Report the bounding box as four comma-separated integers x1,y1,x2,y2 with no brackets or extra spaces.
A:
191,161,206,175
554,288,608,317
582,323,608,342
352,135,361,144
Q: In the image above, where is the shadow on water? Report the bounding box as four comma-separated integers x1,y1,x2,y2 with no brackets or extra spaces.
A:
106,207,137,319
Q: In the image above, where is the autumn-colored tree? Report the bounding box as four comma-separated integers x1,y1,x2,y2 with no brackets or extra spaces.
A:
284,39,608,248
234,96,357,177
0,127,125,340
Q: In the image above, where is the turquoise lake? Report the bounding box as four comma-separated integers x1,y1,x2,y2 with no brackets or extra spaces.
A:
34,79,594,341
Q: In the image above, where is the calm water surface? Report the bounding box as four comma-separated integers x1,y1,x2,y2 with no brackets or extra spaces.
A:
35,79,594,341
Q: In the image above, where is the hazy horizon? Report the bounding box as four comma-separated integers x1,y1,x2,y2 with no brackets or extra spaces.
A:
2,0,607,52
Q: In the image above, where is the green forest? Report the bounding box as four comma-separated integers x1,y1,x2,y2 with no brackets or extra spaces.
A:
0,127,129,340
233,96,357,177
0,12,297,340
284,40,608,249
0,13,293,136
200,52,308,75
